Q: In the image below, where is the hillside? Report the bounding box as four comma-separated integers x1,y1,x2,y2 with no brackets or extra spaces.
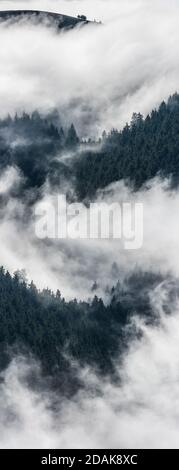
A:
0,94,179,199
0,9,91,29
0,267,165,390
76,93,179,198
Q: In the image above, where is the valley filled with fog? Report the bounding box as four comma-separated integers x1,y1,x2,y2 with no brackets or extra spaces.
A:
0,0,179,449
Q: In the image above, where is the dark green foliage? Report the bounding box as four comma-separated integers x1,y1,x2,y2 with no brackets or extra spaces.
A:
75,93,179,198
1,93,179,200
65,124,79,149
0,266,165,384
0,112,79,191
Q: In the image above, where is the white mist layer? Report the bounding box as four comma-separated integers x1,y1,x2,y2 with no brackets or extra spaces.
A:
0,0,179,451
1,292,179,449
0,166,22,195
0,0,179,135
0,177,179,300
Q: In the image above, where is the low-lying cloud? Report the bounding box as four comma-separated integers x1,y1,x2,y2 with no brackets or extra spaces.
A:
0,175,179,300
0,0,179,135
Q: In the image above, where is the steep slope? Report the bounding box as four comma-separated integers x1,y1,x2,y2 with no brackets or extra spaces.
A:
1,94,179,198
0,267,164,386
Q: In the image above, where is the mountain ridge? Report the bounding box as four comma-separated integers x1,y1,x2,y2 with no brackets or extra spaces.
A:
0,9,93,29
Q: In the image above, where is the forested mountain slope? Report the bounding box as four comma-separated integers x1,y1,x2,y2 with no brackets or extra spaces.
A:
0,267,167,390
0,94,179,200
76,93,179,198
0,95,179,391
